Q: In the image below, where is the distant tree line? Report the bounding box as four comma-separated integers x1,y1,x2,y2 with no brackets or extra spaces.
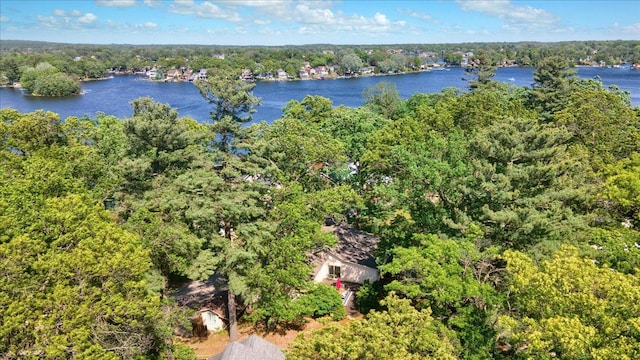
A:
1,40,639,91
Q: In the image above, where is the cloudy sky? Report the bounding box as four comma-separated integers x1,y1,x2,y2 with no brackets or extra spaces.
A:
1,0,638,45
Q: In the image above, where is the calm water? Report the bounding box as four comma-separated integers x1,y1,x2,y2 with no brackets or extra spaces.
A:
1,67,638,124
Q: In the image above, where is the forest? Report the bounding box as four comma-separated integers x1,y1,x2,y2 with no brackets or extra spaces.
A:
1,54,640,359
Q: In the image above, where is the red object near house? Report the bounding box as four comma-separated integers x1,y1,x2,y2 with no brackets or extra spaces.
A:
336,277,341,290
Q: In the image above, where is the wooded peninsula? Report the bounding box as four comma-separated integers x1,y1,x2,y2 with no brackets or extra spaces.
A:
1,41,640,359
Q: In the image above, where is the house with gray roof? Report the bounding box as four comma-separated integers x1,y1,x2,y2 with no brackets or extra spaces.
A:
310,224,380,285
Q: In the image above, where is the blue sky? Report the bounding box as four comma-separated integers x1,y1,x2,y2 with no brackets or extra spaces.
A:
1,1,638,45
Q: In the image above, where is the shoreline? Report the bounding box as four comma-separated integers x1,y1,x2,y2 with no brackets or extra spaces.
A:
4,64,632,89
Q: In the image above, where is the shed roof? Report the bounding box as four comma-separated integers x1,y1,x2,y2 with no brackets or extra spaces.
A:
208,335,285,360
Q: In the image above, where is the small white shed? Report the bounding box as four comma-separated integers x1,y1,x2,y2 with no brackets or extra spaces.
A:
200,310,224,332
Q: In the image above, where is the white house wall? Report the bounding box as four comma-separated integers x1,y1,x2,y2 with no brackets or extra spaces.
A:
313,255,343,283
313,253,379,284
342,263,379,283
313,262,329,283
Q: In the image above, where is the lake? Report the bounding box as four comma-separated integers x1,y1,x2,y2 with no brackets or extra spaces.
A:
1,67,638,124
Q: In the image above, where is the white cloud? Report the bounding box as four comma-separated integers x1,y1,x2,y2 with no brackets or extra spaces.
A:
164,0,404,40
101,19,167,33
168,0,242,21
397,8,439,24
247,1,406,36
440,24,465,34
37,16,59,29
0,16,10,23
35,8,100,30
219,0,291,6
143,0,164,7
219,0,292,19
617,22,640,35
78,13,98,24
95,0,137,7
295,3,335,25
456,0,559,28
257,27,281,36
373,13,390,26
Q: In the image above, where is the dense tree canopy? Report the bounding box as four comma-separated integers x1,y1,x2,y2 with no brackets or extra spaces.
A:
0,108,187,359
498,246,640,359
1,51,639,359
287,295,460,360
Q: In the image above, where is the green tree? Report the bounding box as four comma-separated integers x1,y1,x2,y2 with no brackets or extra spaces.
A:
412,55,423,70
553,79,640,168
296,283,346,321
528,55,577,121
287,294,460,360
601,153,640,226
0,110,184,358
582,226,640,274
453,83,533,132
404,89,460,134
19,62,79,96
75,57,107,79
185,155,273,342
390,53,407,72
497,246,640,359
33,72,81,96
336,50,363,75
0,195,180,359
260,116,346,190
1,57,21,84
195,68,260,152
1,108,67,156
362,82,405,120
381,234,497,317
462,116,591,251
380,232,501,359
191,70,271,342
360,120,469,242
443,50,463,66
246,184,361,330
19,62,57,93
320,106,390,163
117,98,207,279
464,49,497,89
282,95,334,124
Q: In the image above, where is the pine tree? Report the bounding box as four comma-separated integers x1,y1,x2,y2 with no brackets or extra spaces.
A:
192,68,268,341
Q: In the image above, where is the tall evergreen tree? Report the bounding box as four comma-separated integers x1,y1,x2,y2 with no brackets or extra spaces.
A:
464,49,497,90
195,68,260,152
192,69,269,341
527,55,577,121
462,116,592,252
117,98,207,281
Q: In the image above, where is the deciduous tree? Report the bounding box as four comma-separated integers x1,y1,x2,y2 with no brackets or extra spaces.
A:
497,246,640,359
287,294,460,360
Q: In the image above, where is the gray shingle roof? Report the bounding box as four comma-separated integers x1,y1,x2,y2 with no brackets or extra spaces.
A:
208,335,285,360
332,224,379,268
